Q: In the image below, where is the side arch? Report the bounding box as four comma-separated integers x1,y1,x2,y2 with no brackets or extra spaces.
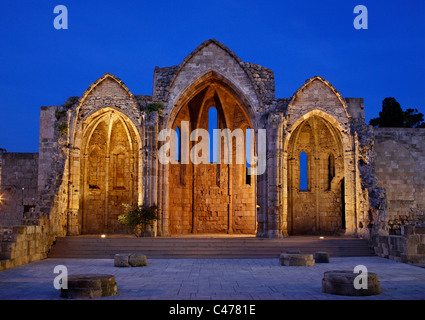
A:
67,106,143,235
283,110,356,235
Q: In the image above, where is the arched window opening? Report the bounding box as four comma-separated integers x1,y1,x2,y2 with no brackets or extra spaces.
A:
245,127,252,185
208,107,218,163
175,126,181,162
300,151,308,191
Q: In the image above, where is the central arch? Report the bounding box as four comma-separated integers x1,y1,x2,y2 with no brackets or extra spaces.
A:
164,73,257,235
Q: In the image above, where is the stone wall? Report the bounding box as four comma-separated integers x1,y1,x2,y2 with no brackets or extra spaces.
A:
0,153,55,272
55,74,145,236
163,40,263,125
0,216,53,271
164,55,257,235
374,128,425,234
0,153,39,226
281,77,375,237
0,40,393,243
37,105,69,237
286,115,345,235
372,224,425,266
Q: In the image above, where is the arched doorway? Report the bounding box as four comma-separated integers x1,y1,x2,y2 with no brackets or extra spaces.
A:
166,79,257,235
287,115,345,235
79,109,141,234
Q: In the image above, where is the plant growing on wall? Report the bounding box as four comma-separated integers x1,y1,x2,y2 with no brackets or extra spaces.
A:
58,123,68,135
145,102,164,115
118,203,158,237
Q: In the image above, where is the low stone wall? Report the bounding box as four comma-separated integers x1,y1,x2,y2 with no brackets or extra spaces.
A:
372,224,425,266
0,218,54,271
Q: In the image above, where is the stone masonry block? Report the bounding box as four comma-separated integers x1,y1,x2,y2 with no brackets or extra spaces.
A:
114,254,130,267
128,254,147,267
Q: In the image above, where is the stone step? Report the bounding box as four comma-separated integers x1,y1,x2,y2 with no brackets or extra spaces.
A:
48,236,375,259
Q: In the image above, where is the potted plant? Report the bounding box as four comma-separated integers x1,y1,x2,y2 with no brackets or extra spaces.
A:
118,203,158,237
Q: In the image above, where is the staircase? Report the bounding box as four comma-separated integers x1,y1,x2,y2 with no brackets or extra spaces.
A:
48,235,375,259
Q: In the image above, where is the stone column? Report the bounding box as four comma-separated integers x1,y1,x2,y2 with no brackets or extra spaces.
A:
143,112,163,235
37,106,57,218
67,148,83,236
264,113,286,238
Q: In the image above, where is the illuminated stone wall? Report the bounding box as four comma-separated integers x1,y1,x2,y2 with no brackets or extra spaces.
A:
278,77,381,237
374,128,425,234
0,39,393,242
286,116,345,235
166,72,256,235
0,153,38,225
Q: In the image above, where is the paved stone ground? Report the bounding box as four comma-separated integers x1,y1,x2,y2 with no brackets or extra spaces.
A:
0,256,424,300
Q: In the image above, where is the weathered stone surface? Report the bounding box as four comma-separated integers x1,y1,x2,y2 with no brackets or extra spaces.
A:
322,270,380,296
373,225,425,266
114,253,147,267
3,39,425,272
374,128,425,234
279,253,315,266
129,253,147,267
0,153,38,226
114,253,130,267
60,274,117,299
0,217,52,271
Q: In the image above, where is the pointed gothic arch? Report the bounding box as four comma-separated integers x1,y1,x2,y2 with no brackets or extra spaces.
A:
65,73,143,235
161,71,258,236
78,109,142,234
286,113,346,235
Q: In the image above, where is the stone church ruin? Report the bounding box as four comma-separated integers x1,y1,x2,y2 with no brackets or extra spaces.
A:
1,39,424,269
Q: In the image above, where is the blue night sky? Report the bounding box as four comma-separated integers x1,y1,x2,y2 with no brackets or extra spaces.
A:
0,0,424,152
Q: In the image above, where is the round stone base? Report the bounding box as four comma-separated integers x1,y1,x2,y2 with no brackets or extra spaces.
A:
322,270,380,296
279,253,315,266
60,274,117,299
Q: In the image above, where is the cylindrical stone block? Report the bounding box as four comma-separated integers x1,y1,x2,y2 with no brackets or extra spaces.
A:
279,253,315,266
114,253,130,267
129,253,147,267
60,274,117,299
322,270,380,296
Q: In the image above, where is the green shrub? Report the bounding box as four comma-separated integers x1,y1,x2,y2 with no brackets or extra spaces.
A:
118,203,158,237
58,123,68,135
145,102,164,114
